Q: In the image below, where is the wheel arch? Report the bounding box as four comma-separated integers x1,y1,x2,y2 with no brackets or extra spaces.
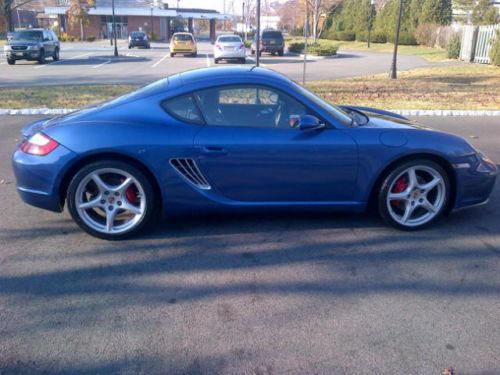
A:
59,152,163,211
367,152,457,214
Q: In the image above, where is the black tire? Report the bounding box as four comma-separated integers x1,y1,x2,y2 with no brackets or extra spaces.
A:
67,160,157,240
278,49,284,56
7,58,15,65
377,159,450,231
128,45,132,49
214,58,219,64
170,52,174,57
147,44,151,49
38,50,45,64
251,49,255,55
52,48,60,61
240,58,246,64
192,52,197,57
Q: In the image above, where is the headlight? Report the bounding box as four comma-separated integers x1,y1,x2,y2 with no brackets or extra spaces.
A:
27,45,40,51
4,45,11,51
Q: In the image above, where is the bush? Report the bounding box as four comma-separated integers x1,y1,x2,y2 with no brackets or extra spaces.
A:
415,23,438,47
398,32,417,45
59,32,75,42
446,33,461,59
330,31,356,41
287,41,305,53
371,31,387,43
308,44,338,56
244,40,252,48
356,31,367,42
86,35,96,42
489,31,500,66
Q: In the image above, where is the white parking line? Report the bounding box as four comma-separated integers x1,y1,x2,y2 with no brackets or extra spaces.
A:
0,62,6,65
34,52,91,69
151,54,168,68
92,60,111,69
206,53,211,67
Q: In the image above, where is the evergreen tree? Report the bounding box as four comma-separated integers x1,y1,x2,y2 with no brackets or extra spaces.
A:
472,0,499,25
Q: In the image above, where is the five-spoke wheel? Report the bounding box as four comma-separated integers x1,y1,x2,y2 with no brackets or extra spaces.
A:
378,160,450,230
67,161,155,240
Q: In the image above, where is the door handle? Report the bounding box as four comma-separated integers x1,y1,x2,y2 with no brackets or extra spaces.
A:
201,146,227,156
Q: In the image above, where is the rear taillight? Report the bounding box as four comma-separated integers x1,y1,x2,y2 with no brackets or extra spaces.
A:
20,132,59,156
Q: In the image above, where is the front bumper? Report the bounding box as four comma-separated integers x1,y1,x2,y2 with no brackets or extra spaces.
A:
453,156,497,210
12,144,77,212
5,50,41,60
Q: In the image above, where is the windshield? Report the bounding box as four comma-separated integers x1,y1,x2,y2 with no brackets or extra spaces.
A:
219,36,242,43
291,81,352,126
12,30,43,41
174,34,193,41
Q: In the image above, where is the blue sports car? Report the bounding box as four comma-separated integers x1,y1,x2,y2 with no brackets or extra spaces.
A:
12,67,497,239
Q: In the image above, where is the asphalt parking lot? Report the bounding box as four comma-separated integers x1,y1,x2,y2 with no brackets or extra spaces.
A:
0,115,499,374
0,41,444,87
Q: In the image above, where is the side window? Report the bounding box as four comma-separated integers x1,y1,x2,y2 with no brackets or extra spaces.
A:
161,95,204,124
194,85,309,129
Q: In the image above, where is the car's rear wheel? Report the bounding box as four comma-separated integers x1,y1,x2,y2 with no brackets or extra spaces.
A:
278,49,284,56
7,58,15,65
214,58,219,64
67,160,156,240
378,160,450,230
52,48,59,61
251,49,255,55
170,52,174,57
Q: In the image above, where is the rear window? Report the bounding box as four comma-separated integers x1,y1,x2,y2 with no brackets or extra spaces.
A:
218,36,242,43
173,34,193,41
161,95,204,124
131,32,145,37
262,31,283,39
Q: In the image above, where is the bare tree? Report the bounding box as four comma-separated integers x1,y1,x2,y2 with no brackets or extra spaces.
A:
66,0,95,40
305,0,342,43
1,0,36,32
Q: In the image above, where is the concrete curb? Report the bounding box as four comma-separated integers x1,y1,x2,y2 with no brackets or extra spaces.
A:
2,108,500,117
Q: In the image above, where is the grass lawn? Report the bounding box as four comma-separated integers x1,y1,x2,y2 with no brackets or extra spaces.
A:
0,65,498,110
308,65,500,110
334,40,448,61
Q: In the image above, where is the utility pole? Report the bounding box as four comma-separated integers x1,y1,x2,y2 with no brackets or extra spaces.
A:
150,4,154,40
367,0,374,48
389,0,403,79
302,2,308,85
242,1,246,41
256,0,261,66
112,0,118,56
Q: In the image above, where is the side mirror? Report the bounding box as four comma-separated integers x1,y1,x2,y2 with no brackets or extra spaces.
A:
298,115,325,131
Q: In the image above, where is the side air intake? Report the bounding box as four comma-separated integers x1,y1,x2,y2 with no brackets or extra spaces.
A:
169,158,211,190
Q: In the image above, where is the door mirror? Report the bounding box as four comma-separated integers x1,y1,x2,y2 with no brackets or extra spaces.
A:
298,115,325,131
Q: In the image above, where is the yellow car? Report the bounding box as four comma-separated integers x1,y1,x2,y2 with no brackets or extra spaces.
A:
170,32,197,57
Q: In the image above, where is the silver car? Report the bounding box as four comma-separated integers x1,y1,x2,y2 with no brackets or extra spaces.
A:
213,35,246,64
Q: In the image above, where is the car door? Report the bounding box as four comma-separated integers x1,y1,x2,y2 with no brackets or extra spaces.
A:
192,85,358,203
43,31,54,56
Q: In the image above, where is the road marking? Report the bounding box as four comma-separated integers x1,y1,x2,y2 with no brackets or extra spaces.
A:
125,53,139,57
151,54,168,68
0,62,6,65
34,52,91,69
205,53,211,67
92,60,111,68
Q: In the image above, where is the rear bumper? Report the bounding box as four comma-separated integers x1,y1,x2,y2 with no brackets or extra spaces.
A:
214,49,246,59
261,45,284,53
129,40,149,47
12,145,77,212
171,47,196,53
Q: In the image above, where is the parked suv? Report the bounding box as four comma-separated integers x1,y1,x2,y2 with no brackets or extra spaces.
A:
251,29,284,56
4,28,60,65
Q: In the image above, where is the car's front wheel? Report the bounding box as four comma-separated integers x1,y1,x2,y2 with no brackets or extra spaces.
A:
53,48,59,61
67,160,156,240
38,50,45,64
7,58,15,65
378,160,450,230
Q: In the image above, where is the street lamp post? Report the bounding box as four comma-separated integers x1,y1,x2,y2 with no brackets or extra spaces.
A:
111,0,118,56
367,0,374,48
256,0,261,66
242,1,246,41
303,1,308,85
389,0,403,79
150,4,154,40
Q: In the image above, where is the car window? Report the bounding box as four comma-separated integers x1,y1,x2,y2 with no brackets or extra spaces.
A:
13,30,43,41
218,36,242,43
173,34,193,41
43,31,51,41
262,31,283,39
50,30,58,41
194,85,310,129
161,95,204,124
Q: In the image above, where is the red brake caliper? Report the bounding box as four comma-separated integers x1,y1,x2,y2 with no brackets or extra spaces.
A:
126,187,137,204
391,176,407,208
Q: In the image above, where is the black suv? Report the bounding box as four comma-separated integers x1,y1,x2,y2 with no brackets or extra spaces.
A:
251,29,284,56
4,28,60,65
